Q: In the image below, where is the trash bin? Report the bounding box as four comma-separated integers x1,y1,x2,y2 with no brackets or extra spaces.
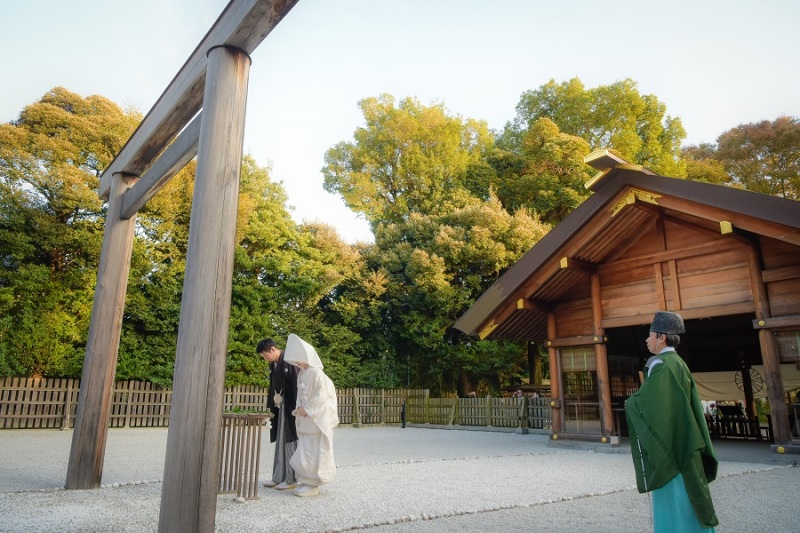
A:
218,412,271,500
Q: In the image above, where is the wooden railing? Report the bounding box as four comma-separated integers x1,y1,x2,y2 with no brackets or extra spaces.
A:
0,377,428,430
406,394,552,431
0,377,551,431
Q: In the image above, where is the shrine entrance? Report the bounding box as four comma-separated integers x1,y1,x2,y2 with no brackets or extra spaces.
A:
558,346,600,434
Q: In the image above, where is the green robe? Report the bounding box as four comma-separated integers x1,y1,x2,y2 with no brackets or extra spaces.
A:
625,350,719,528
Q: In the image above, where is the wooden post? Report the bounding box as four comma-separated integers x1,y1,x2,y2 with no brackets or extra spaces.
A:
66,172,139,489
381,389,386,424
158,45,251,533
61,379,73,430
547,312,562,434
519,395,529,433
591,273,613,436
124,381,132,428
746,244,790,444
447,397,458,425
353,389,361,427
740,358,757,419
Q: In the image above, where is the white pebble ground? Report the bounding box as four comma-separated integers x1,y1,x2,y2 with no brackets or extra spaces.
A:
0,426,797,532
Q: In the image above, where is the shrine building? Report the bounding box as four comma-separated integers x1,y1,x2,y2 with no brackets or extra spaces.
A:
454,150,800,448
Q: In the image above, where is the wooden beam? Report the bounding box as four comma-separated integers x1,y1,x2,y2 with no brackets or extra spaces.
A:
752,315,800,330
559,256,595,274
654,263,667,310
609,188,661,217
158,45,251,533
66,173,139,489
599,240,738,276
510,191,626,304
761,265,800,284
546,335,606,348
654,211,731,242
592,273,613,437
716,220,763,246
477,298,550,339
478,320,499,340
655,195,800,246
745,242,791,445
668,259,682,310
516,298,551,314
512,261,562,309
119,113,202,219
601,302,757,329
547,313,561,434
98,0,300,199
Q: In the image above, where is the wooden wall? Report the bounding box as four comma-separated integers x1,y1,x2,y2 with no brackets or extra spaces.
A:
761,238,800,317
550,218,788,336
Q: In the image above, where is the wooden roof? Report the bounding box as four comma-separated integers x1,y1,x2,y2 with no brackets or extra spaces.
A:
453,151,800,342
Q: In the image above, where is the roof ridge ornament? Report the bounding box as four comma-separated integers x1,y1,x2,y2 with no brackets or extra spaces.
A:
583,149,657,191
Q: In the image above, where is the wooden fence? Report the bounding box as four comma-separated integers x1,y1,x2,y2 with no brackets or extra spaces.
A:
406,393,552,431
0,377,551,431
0,377,265,429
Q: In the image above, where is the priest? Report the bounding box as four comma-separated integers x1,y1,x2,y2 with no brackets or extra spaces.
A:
625,311,719,531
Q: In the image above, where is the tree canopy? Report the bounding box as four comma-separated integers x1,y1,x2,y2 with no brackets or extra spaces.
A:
683,116,800,200
0,88,140,377
2,82,795,396
322,94,493,227
500,78,687,177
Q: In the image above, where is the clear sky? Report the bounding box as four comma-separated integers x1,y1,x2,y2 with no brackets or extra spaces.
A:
2,0,798,243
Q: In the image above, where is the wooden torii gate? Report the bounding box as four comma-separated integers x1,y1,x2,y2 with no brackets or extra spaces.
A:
64,1,299,531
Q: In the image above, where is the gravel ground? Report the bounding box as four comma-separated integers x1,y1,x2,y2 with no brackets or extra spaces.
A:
0,426,798,532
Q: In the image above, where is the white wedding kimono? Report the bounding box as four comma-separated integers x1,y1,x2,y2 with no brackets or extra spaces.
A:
283,334,340,487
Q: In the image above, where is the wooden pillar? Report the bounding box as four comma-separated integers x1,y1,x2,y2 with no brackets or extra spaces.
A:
746,243,790,444
158,45,251,533
739,355,757,419
591,273,613,436
547,312,562,434
528,341,542,385
66,172,138,489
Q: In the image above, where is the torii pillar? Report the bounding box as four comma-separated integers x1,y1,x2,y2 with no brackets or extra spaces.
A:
65,171,139,489
158,45,251,533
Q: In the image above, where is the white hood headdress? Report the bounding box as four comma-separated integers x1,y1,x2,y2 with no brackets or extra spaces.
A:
284,333,324,369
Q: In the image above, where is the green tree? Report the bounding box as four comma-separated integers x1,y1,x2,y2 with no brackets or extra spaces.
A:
501,78,687,177
372,197,550,393
0,88,139,377
484,118,593,224
715,116,800,199
117,161,195,385
322,94,494,227
682,143,731,186
322,94,555,394
226,157,363,387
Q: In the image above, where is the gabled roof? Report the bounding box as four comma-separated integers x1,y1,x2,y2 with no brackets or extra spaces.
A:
453,151,800,341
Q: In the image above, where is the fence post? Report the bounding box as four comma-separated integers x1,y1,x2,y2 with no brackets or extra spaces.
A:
124,382,132,428
380,389,386,424
353,389,361,427
424,391,430,424
447,397,458,425
61,379,72,430
518,396,529,434
486,395,492,427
